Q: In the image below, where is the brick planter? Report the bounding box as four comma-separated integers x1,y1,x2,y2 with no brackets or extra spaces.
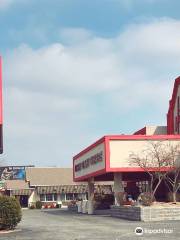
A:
68,205,78,212
110,205,180,221
111,205,141,220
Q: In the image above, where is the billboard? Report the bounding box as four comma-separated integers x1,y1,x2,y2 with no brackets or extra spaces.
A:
0,166,33,181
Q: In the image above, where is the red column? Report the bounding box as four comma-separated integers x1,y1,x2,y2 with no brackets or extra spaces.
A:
0,56,3,153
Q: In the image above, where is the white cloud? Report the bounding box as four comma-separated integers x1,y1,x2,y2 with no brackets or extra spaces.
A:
2,18,180,166
59,28,93,45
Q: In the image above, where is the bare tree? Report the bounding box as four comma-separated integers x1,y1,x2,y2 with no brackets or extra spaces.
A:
162,143,180,202
129,141,180,203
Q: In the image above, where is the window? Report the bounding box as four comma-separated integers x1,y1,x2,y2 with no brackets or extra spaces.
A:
54,193,57,201
73,193,78,200
136,181,149,192
39,193,58,202
66,193,73,200
46,194,53,201
40,194,46,201
78,193,86,200
60,193,65,201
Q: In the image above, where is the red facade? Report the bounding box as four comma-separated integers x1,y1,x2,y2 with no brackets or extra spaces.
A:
167,77,180,134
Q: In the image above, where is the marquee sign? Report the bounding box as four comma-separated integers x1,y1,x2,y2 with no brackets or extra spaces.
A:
74,151,103,172
73,135,180,182
73,142,105,181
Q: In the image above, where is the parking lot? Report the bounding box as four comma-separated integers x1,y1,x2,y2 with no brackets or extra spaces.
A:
0,209,180,240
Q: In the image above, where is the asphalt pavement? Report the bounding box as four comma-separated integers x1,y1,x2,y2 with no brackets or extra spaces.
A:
0,209,179,240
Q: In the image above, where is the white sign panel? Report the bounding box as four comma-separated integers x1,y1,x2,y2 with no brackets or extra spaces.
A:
74,143,105,179
109,139,180,169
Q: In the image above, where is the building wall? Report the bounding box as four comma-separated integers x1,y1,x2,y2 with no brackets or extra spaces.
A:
28,189,87,206
28,190,40,206
167,77,180,134
145,126,167,135
173,85,180,134
134,126,167,135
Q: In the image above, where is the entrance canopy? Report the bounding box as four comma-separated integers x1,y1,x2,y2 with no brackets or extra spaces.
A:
73,135,180,182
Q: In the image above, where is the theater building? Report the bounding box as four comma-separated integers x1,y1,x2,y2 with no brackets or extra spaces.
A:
73,77,180,214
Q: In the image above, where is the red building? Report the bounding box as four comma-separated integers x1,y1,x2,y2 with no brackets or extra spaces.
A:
73,77,180,214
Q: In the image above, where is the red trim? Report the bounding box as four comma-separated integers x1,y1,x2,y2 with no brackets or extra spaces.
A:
105,134,180,140
178,96,180,134
73,136,105,160
73,137,106,182
167,76,180,134
106,167,171,172
133,127,146,135
105,136,110,171
73,155,75,182
74,168,106,182
0,57,3,125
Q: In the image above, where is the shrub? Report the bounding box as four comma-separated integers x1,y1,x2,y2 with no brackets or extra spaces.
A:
61,201,68,206
29,205,35,209
94,194,114,209
69,200,77,206
0,195,22,230
139,193,155,206
35,201,42,209
167,192,180,202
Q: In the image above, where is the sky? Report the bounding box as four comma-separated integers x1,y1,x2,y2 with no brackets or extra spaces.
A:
0,0,180,167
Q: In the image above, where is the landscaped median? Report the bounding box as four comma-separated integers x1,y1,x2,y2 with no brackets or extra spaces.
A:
68,200,180,221
111,203,180,221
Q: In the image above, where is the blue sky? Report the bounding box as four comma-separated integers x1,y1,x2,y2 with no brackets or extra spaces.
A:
1,0,180,50
0,0,180,166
